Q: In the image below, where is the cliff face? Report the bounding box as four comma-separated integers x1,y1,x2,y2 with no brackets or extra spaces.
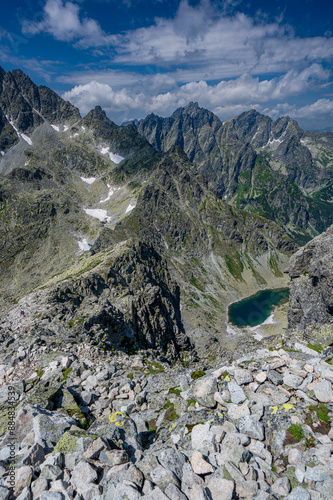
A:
0,240,191,360
288,224,333,347
0,67,81,152
136,105,333,244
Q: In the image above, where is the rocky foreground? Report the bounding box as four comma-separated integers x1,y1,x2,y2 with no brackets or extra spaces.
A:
0,333,332,500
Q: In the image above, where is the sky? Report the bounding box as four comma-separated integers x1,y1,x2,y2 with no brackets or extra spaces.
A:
1,0,333,130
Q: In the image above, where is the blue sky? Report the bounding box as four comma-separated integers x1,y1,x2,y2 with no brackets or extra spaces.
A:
1,0,333,129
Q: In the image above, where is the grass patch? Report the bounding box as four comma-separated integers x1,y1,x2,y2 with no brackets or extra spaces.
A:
307,343,324,353
163,400,178,422
36,368,45,379
287,424,304,443
146,361,165,374
191,370,205,380
187,398,197,408
309,403,330,423
168,387,181,396
305,436,315,448
127,373,134,380
190,276,204,292
61,367,73,381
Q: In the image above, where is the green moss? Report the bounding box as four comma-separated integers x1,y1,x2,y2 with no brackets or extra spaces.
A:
53,431,79,454
36,368,45,379
305,436,315,448
61,367,73,381
190,276,204,291
127,373,134,380
288,424,304,442
224,253,244,281
146,361,165,374
168,387,181,396
187,399,196,408
309,403,330,423
307,343,324,353
191,370,205,380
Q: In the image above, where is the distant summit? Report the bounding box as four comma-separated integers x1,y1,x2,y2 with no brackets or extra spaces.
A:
0,66,80,152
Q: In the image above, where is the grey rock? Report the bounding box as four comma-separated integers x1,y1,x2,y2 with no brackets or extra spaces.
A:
40,493,65,500
99,450,130,466
150,465,181,491
164,483,188,500
267,370,283,386
40,466,62,482
157,447,187,480
285,486,311,500
271,476,291,496
142,486,169,499
227,380,247,404
16,488,31,500
305,466,326,482
283,372,304,389
113,482,141,500
15,466,33,496
237,415,265,441
313,380,333,402
71,460,98,490
205,475,234,500
31,477,50,500
234,368,253,385
0,487,10,500
192,377,218,408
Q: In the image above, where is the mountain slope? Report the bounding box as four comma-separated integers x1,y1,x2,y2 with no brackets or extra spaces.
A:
0,66,81,152
136,104,333,244
92,147,297,358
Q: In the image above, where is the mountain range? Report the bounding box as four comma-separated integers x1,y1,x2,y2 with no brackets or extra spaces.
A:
1,66,333,361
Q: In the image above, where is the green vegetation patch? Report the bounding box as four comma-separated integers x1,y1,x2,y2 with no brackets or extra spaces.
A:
163,400,178,422
307,343,324,353
190,276,204,291
287,424,304,443
191,370,205,380
61,367,72,381
224,253,244,281
146,361,165,374
308,403,330,423
168,386,181,396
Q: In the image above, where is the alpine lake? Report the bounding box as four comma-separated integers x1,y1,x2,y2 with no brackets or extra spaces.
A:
229,288,290,328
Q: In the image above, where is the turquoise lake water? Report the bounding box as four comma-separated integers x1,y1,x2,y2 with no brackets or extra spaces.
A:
229,288,289,328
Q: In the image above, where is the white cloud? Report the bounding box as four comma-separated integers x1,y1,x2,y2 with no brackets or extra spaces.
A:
268,99,333,129
109,5,333,79
22,0,110,47
62,65,332,127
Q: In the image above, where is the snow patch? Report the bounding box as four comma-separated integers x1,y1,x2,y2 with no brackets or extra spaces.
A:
33,108,43,118
77,238,91,252
83,208,111,222
81,177,96,184
21,134,33,146
63,125,69,132
109,152,124,164
125,201,136,213
51,125,60,132
1,152,4,157
100,146,124,164
100,184,120,203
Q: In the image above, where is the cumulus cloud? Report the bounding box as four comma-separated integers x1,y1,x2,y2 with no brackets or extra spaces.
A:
269,99,333,129
110,4,333,79
22,0,110,47
62,65,331,126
